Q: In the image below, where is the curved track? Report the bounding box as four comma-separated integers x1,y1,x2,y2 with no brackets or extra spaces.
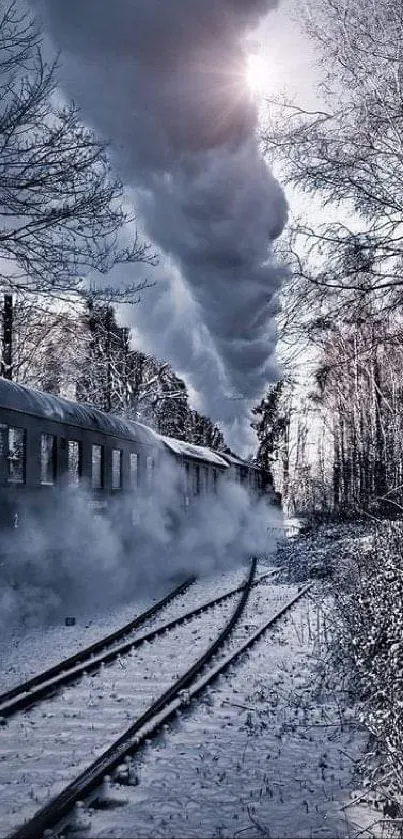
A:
0,570,276,719
7,565,312,839
0,577,195,713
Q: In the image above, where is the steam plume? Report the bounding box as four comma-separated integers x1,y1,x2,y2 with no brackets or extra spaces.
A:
31,0,287,451
0,461,283,629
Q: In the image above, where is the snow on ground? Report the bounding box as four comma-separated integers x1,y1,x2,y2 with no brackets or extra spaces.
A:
1,528,395,838
2,585,263,836
80,592,375,839
0,563,257,695
0,578,172,695
275,520,377,584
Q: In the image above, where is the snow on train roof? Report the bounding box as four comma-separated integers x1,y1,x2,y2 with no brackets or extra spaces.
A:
219,452,247,467
220,452,260,471
159,435,229,468
0,379,161,446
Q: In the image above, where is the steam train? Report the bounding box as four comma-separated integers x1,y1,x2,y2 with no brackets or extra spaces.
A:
0,378,277,530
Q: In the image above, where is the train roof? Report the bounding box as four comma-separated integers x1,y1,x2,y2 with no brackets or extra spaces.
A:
219,452,248,468
219,452,261,472
0,379,262,471
159,435,229,468
0,379,161,447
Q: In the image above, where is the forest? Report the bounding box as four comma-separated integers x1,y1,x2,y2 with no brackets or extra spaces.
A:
254,0,403,519
3,295,225,449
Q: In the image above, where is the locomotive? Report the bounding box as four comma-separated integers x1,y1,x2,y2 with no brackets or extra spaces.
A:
0,378,276,531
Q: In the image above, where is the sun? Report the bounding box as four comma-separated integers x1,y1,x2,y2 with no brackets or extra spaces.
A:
245,52,266,95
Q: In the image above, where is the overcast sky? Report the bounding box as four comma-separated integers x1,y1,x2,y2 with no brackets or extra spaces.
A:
30,0,315,453
258,2,317,103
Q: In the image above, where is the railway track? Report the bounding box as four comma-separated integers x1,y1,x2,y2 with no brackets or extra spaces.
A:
1,560,260,836
0,576,195,715
0,568,277,719
1,563,312,839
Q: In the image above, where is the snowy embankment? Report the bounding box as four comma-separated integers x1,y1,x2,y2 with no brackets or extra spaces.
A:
277,521,403,837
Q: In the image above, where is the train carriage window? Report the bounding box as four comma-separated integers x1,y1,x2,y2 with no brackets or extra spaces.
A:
112,449,123,489
146,455,154,488
184,461,190,492
91,444,103,489
8,427,26,484
0,424,6,457
112,449,122,490
41,434,56,485
67,440,82,486
184,461,190,505
213,468,218,493
194,464,200,495
0,424,7,478
130,452,139,488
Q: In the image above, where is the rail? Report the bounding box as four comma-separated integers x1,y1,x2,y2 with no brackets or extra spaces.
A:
11,559,259,839
0,570,276,719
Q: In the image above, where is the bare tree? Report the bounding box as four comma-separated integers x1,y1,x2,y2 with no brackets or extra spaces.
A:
8,294,83,393
263,0,403,312
0,1,154,301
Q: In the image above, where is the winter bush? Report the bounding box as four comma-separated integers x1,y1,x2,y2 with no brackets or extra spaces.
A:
323,522,403,792
275,520,403,822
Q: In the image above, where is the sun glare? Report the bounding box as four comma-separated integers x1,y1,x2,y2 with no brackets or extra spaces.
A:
245,53,266,95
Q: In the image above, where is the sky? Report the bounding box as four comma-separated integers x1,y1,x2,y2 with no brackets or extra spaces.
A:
29,0,315,454
256,1,317,104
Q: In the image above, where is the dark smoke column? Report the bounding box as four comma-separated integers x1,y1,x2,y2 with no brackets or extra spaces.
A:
32,0,287,452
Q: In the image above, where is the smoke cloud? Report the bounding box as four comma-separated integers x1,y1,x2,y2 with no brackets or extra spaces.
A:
30,0,287,451
0,460,283,629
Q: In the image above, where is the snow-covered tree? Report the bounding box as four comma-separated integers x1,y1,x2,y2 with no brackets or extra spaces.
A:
185,410,224,451
75,300,227,448
5,294,82,397
263,0,403,314
0,0,152,301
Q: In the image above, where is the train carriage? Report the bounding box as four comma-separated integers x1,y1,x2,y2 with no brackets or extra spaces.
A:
0,379,164,529
158,436,228,505
218,451,277,501
0,378,277,531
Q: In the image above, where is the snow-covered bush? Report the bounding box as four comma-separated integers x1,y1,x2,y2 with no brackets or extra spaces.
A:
275,519,403,814
329,522,403,786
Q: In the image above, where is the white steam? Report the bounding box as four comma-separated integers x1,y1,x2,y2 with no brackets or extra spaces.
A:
0,460,282,630
30,0,288,452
